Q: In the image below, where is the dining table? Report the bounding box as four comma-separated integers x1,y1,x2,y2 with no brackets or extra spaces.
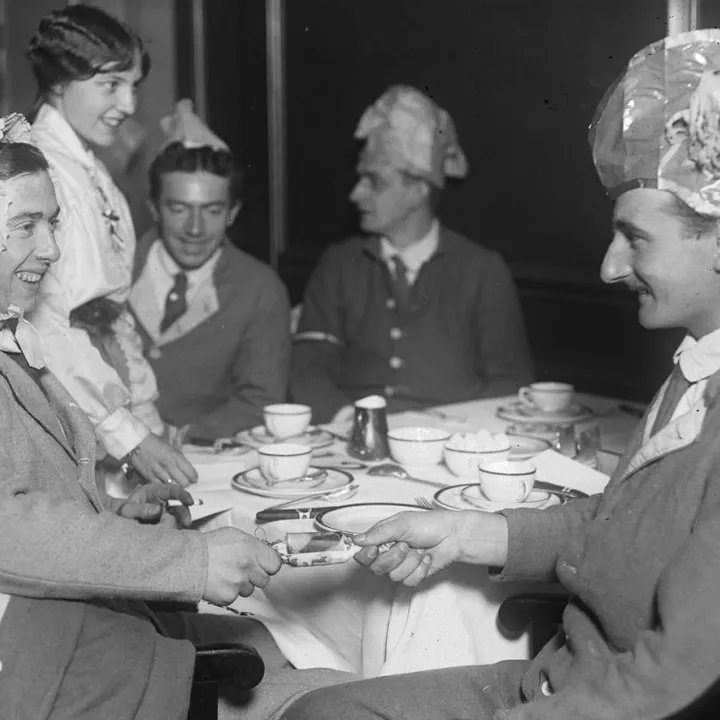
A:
184,392,640,679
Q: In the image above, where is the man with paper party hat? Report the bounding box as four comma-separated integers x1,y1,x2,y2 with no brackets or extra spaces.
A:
290,85,534,423
130,100,291,441
282,30,720,720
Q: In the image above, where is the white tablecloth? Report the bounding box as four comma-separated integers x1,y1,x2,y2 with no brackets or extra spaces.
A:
187,394,636,678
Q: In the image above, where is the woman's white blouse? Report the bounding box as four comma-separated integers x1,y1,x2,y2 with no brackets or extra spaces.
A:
30,104,159,459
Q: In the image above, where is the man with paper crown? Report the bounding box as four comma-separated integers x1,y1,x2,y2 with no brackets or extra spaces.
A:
281,30,720,720
291,85,533,423
130,100,291,441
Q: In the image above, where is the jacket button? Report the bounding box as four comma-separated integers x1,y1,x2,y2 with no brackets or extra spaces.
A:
389,356,403,370
385,386,396,396
386,298,397,310
390,327,403,340
149,346,163,360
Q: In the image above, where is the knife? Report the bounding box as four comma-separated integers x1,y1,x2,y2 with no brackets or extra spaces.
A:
256,505,345,523
534,481,590,499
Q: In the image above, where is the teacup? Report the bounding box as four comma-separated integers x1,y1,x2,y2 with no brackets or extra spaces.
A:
263,403,312,439
258,443,312,483
478,460,536,503
518,382,574,413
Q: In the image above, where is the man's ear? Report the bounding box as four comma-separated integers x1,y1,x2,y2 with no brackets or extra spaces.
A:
227,201,242,227
147,199,160,224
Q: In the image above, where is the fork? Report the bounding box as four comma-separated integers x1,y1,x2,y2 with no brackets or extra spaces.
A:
414,496,434,509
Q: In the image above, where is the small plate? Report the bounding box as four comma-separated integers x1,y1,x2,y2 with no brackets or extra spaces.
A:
236,425,335,450
433,483,562,512
231,466,353,498
315,502,427,534
508,434,553,460
497,401,595,425
243,468,327,492
461,485,551,511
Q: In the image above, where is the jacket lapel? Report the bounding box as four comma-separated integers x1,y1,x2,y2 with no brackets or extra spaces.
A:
618,372,717,482
130,241,234,347
156,275,219,345
128,262,162,342
0,355,75,459
40,371,105,510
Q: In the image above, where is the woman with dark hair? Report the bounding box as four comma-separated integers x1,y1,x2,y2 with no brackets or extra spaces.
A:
26,4,196,487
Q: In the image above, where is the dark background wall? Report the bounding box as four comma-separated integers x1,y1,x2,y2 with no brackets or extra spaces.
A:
192,0,688,402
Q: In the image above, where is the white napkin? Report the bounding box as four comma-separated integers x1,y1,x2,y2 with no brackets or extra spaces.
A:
187,489,235,523
530,449,610,495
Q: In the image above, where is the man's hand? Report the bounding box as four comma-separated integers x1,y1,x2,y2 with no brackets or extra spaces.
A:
353,510,508,586
127,434,198,486
203,528,282,606
116,482,195,528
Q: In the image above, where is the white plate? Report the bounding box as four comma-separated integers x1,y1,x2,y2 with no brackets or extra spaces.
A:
433,483,562,512
508,434,553,460
315,503,427,534
236,425,335,450
231,466,353,498
497,401,595,425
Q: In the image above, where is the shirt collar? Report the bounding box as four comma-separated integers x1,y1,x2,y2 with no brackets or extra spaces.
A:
380,220,440,273
33,103,97,170
153,238,223,287
674,328,720,383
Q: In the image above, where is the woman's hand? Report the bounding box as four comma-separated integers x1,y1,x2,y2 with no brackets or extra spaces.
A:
353,510,508,587
127,434,198,486
116,482,195,528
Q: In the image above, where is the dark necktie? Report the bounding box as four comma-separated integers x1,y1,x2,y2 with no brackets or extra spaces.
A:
160,272,188,333
391,256,412,308
650,362,691,435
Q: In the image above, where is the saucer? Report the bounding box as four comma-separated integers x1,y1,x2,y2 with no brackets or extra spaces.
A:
433,483,562,512
461,485,551,511
497,401,595,425
236,425,335,450
231,466,353,498
508,434,552,460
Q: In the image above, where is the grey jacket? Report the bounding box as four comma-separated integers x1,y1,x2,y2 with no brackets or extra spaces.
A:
496,370,720,718
0,353,207,718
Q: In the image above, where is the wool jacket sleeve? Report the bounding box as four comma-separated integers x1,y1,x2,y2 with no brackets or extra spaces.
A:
185,273,292,440
492,496,603,583
496,492,720,720
0,432,207,604
473,253,534,397
290,247,355,423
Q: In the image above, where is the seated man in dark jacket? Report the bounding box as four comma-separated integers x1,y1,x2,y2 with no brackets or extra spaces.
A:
290,86,534,423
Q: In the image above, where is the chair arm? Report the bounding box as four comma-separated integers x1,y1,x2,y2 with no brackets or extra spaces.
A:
498,593,568,656
194,642,265,690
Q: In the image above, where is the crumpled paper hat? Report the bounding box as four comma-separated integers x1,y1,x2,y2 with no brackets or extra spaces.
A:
355,85,468,188
0,113,33,145
160,99,229,151
590,29,720,216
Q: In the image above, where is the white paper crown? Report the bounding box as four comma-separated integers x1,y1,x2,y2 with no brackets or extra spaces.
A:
160,99,229,152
